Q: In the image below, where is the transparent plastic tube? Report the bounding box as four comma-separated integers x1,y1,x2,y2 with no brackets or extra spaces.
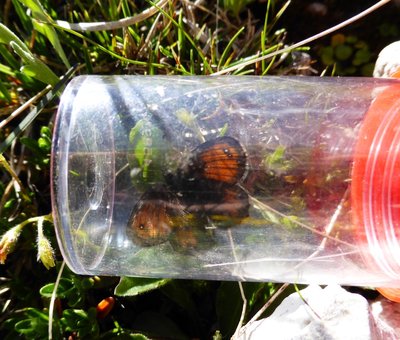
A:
51,75,400,287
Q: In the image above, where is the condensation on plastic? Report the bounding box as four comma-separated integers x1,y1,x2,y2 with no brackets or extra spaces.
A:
51,75,400,287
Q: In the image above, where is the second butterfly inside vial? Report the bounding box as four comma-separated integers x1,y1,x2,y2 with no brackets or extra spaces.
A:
128,136,249,248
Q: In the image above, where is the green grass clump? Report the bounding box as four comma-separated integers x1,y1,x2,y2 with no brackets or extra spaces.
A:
318,33,375,76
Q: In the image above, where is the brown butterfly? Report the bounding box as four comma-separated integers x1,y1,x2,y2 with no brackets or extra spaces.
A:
184,136,247,185
128,136,249,247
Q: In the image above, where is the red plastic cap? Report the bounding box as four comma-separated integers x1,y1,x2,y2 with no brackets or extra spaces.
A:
352,79,400,301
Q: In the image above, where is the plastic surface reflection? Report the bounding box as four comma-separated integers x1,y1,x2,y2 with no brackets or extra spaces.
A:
51,76,400,286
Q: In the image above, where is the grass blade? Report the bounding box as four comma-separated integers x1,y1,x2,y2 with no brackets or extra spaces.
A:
0,66,78,154
17,0,71,68
218,26,245,70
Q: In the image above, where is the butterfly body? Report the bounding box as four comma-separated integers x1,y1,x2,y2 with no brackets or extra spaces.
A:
128,136,249,247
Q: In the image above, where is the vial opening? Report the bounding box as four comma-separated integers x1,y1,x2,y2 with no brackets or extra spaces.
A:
51,77,115,272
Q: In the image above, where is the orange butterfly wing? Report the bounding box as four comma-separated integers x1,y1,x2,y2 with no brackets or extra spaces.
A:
193,136,247,185
128,187,177,246
128,186,195,247
128,197,172,246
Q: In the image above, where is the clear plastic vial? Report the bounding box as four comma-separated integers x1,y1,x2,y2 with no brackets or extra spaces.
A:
51,75,400,288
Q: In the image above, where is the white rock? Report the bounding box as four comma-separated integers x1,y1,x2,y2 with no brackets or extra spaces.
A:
237,285,388,340
373,41,400,78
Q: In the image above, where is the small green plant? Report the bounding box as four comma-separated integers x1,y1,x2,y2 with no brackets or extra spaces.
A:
20,126,52,170
318,33,375,76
